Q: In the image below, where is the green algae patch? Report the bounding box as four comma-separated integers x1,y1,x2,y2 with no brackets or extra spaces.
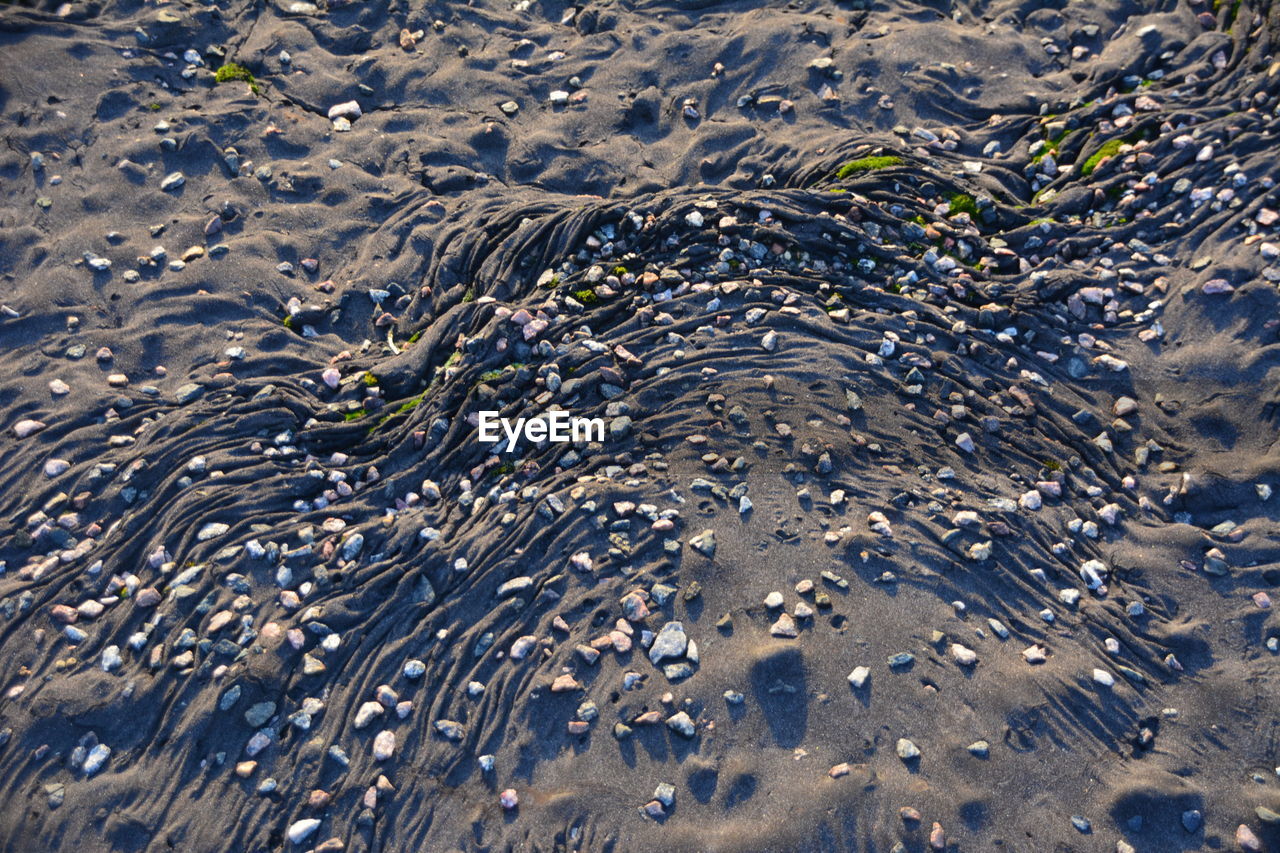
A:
836,156,902,179
1081,138,1124,177
947,193,979,217
214,63,262,96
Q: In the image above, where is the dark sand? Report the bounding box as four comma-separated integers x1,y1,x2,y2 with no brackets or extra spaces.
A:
2,0,1280,850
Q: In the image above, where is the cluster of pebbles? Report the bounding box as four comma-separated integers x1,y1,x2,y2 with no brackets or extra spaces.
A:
3,0,1280,851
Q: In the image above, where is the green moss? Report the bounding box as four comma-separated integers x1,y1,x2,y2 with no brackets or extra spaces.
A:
543,274,561,289
282,315,294,330
461,287,475,302
835,155,903,179
214,62,262,96
1081,138,1124,177
444,351,462,369
612,265,628,277
1043,458,1062,472
479,368,506,383
1032,128,1072,164
572,288,598,304
363,373,378,387
395,393,424,415
148,103,162,111
407,330,423,344
343,408,368,421
947,193,979,217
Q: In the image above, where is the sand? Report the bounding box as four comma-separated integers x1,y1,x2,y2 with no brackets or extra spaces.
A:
1,0,1280,850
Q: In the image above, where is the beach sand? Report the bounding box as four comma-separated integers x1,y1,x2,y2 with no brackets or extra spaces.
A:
1,0,1279,850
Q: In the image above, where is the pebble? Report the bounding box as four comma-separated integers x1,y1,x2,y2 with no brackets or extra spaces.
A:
328,101,362,121
497,577,533,598
287,818,321,844
372,730,396,760
175,383,204,404
435,720,465,741
896,738,920,761
688,529,716,556
770,613,798,638
1236,824,1263,851
245,702,276,727
354,701,383,729
14,419,46,438
666,711,695,738
950,644,978,666
197,522,229,540
82,743,111,776
648,622,688,665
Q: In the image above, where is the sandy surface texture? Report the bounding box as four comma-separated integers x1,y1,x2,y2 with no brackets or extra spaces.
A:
2,0,1280,851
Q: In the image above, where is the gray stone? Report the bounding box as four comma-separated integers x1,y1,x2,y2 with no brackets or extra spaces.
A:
244,701,276,727
666,711,695,737
175,383,204,404
649,622,688,665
